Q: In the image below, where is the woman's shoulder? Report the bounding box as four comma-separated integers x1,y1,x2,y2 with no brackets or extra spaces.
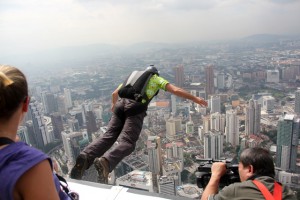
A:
0,142,51,173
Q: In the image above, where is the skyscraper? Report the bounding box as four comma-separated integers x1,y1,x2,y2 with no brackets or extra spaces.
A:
276,114,300,172
166,117,182,140
210,95,221,114
50,112,64,140
295,88,300,114
86,110,98,137
62,130,89,166
205,64,215,99
210,112,225,133
147,136,163,193
174,65,184,88
225,109,239,146
245,99,261,135
217,73,225,90
17,126,30,144
27,97,49,151
147,136,163,175
158,176,176,196
41,91,58,115
204,131,224,159
185,118,194,135
64,88,73,109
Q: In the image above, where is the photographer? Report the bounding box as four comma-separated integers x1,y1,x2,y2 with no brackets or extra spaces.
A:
201,147,296,200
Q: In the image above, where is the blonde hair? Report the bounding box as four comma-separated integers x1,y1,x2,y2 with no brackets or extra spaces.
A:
0,71,14,87
0,65,28,120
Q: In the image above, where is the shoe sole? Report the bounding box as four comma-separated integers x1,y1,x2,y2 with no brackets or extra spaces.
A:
94,158,108,184
70,155,87,180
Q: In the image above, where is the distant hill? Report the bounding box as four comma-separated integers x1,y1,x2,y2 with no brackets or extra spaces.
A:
242,34,300,42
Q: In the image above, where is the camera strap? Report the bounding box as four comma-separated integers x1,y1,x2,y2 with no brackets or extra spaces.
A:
252,180,282,200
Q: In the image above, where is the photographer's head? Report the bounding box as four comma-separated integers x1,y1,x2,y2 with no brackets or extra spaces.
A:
238,147,275,181
0,65,28,121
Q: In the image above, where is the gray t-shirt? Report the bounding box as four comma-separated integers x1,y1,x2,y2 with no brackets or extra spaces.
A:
208,176,296,200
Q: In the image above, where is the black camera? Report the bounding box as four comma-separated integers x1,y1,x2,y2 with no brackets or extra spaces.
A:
196,159,240,189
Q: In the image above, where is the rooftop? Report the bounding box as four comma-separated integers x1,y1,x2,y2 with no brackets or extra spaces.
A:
68,179,191,200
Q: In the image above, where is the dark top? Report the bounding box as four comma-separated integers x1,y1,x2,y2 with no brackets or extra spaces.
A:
0,142,70,200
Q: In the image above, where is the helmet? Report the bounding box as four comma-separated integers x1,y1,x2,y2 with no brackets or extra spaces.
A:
146,65,159,75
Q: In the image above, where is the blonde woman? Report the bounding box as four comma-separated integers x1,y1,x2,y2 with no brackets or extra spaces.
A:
0,65,71,200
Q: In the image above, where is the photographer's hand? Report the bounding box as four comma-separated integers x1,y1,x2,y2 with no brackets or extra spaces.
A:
211,162,227,178
201,162,227,200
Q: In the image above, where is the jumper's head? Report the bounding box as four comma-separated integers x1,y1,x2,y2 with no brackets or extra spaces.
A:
146,65,159,75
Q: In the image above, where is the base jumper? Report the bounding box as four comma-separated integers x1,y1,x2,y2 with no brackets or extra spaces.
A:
70,66,208,183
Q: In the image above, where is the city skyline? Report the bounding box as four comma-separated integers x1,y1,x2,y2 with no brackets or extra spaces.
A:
1,0,300,58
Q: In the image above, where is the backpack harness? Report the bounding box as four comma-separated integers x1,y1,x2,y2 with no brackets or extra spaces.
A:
252,179,282,200
118,70,159,104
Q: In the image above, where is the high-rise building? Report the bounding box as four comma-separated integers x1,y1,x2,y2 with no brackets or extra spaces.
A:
295,88,300,114
50,112,64,140
205,64,215,99
245,99,261,135
86,110,98,136
266,70,279,83
217,73,225,90
25,121,37,147
171,95,177,115
56,95,68,115
41,91,58,114
165,142,184,162
62,130,89,165
64,88,73,109
28,97,49,151
204,131,223,159
174,65,184,87
185,119,194,135
210,112,225,133
70,106,86,128
203,115,210,134
262,96,275,113
166,117,182,140
147,136,163,175
158,176,176,196
225,109,239,146
147,136,163,193
210,95,221,114
17,126,30,144
276,114,299,172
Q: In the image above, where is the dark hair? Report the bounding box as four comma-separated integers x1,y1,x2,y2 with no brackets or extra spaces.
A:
240,147,275,178
0,65,28,120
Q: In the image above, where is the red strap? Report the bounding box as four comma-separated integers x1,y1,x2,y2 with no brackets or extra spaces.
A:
273,181,282,200
252,180,282,200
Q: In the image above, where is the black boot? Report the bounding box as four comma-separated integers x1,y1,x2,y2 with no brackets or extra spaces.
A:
70,154,89,180
94,157,110,184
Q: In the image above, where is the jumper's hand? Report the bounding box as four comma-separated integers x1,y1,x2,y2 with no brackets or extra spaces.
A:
196,97,208,107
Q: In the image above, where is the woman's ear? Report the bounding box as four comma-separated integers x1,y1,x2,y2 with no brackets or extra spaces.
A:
22,96,30,112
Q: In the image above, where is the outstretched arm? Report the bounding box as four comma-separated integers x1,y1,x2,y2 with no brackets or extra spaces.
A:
201,162,227,200
165,83,208,107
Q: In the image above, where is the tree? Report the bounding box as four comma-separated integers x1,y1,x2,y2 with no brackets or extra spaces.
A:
184,152,193,167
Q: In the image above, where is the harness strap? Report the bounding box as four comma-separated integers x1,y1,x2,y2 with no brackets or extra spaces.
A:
273,181,282,200
0,137,14,146
252,180,282,200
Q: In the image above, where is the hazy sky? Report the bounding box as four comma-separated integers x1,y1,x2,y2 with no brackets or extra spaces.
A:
1,0,300,56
